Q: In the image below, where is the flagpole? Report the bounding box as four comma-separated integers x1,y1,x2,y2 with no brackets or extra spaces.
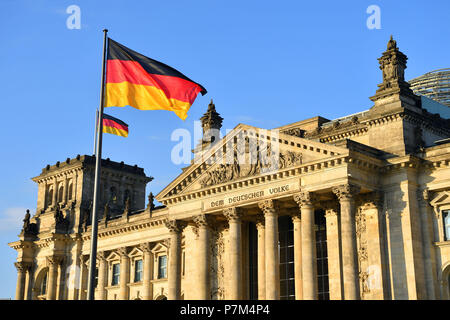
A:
87,28,108,300
93,109,99,155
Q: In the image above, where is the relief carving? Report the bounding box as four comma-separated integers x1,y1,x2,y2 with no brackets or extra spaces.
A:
200,142,302,187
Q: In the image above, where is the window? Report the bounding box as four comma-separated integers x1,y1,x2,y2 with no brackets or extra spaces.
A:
94,268,98,288
134,259,143,282
47,188,53,206
58,185,64,202
279,216,295,300
158,255,167,279
40,272,48,295
68,182,73,201
112,264,120,286
444,210,450,241
315,211,329,300
110,187,117,204
248,222,258,300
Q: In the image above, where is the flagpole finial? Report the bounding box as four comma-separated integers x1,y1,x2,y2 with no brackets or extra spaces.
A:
103,29,108,33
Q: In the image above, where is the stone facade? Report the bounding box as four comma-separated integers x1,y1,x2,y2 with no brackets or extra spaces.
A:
9,37,450,300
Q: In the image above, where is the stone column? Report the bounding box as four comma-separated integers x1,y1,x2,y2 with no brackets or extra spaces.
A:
332,184,361,300
223,207,243,300
118,247,130,300
79,256,88,300
63,174,69,203
294,191,318,300
164,219,185,300
193,214,213,300
322,201,342,300
255,215,266,300
46,256,63,300
140,243,154,300
14,261,31,300
290,211,303,300
52,178,58,208
97,251,107,300
258,200,280,300
418,189,439,299
55,259,65,300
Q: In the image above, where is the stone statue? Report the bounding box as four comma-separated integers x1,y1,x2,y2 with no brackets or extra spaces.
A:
22,210,31,231
148,192,155,212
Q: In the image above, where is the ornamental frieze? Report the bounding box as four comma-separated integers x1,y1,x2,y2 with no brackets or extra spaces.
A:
199,143,302,188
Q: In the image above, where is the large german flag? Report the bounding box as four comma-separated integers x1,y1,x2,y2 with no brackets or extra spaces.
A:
103,113,129,137
105,38,207,120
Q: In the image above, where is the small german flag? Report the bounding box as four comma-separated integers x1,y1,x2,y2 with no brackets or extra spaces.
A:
105,38,207,120
102,113,129,137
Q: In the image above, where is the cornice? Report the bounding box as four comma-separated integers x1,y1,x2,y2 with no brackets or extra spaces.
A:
81,215,167,241
159,152,386,206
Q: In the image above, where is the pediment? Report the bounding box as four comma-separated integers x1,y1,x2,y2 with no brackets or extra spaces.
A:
151,242,168,254
157,124,348,202
128,247,143,258
430,191,450,206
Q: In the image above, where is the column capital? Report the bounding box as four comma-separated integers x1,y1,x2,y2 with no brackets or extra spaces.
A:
97,251,107,261
258,199,279,215
223,207,243,222
164,219,187,233
291,212,301,223
117,247,129,258
140,242,152,253
332,184,361,201
319,200,339,217
255,214,265,229
193,214,214,228
293,191,318,208
14,261,32,272
46,256,64,267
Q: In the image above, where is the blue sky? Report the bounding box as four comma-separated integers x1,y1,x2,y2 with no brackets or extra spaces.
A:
0,0,448,299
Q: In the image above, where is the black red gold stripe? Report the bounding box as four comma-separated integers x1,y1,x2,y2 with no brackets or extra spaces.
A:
102,113,128,137
105,38,206,120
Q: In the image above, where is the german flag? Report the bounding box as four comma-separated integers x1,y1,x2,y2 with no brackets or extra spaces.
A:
105,38,207,120
102,113,129,137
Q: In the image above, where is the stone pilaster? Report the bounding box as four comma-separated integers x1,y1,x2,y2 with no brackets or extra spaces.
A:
332,184,361,300
140,243,154,300
223,207,243,300
258,200,280,300
294,191,318,300
164,219,186,300
79,256,88,300
46,256,63,300
118,247,129,300
255,214,266,300
322,201,342,300
97,251,107,300
290,211,302,300
14,261,31,300
193,214,213,300
417,188,439,299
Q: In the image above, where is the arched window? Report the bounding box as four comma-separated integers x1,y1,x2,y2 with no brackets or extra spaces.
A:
47,187,53,206
58,185,64,203
68,182,73,201
40,272,48,296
